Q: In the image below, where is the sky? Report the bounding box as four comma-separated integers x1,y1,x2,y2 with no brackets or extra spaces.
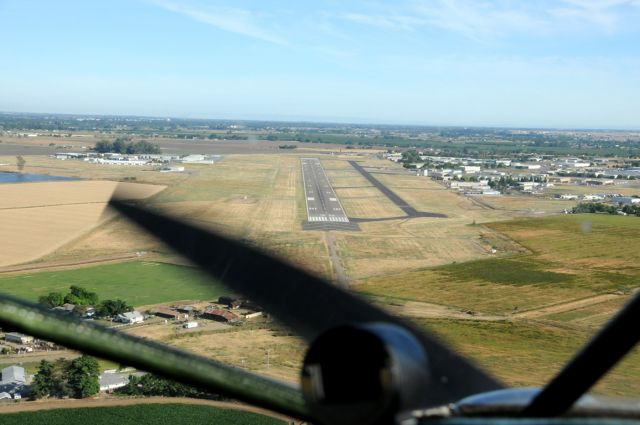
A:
0,0,639,129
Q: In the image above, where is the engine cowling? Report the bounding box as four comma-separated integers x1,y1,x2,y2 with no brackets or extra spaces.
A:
301,322,430,425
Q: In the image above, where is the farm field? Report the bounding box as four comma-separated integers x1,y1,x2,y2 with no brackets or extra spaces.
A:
0,261,224,306
0,403,283,425
0,180,165,267
355,214,640,395
358,214,640,315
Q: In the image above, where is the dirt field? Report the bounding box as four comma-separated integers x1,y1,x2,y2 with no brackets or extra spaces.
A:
0,181,165,266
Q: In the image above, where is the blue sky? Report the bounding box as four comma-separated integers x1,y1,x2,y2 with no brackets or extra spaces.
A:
1,0,639,128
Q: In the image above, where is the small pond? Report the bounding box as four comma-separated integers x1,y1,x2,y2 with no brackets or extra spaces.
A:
0,172,79,184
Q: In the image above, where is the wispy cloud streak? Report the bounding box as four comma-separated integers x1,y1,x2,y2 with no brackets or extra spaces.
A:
150,0,289,46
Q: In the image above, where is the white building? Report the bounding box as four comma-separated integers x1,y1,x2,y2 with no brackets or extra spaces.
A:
513,163,542,170
462,165,481,173
612,196,640,205
0,365,26,396
116,311,144,324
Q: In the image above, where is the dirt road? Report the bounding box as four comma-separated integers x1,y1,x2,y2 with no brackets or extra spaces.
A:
512,292,629,319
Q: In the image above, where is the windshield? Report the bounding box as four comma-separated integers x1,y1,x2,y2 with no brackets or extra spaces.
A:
1,1,639,423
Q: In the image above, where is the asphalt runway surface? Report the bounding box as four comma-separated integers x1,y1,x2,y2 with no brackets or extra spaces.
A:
302,158,350,223
348,161,447,218
301,158,359,231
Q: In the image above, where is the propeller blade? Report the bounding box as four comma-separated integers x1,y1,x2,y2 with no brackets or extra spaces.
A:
0,295,310,420
522,291,640,417
109,197,503,406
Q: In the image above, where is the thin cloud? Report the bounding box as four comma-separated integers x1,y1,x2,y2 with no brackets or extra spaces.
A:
340,0,640,40
150,0,290,46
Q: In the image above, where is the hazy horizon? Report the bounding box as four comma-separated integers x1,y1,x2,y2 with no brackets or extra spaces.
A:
1,1,639,129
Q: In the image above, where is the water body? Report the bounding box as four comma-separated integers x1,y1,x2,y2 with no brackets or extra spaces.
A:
0,171,79,184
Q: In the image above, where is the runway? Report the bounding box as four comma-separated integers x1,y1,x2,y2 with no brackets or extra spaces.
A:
301,158,359,231
348,161,447,218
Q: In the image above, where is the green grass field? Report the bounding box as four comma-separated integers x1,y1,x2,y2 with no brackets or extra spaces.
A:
0,262,227,307
0,404,283,425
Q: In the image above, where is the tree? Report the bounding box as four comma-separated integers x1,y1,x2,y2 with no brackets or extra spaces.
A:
112,138,127,154
117,374,205,398
16,155,25,172
67,355,100,398
31,360,55,399
64,285,98,306
38,291,65,308
94,140,113,153
97,299,133,317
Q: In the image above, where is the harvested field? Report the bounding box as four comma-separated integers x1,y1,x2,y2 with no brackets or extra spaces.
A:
0,181,165,266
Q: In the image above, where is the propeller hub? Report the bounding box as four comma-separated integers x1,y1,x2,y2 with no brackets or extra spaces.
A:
301,322,430,425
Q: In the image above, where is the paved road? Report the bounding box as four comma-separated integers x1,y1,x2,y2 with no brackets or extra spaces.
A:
348,161,447,218
301,158,350,223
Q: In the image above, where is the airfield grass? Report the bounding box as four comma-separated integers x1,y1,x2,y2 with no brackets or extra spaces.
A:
417,318,640,396
37,154,516,280
357,214,640,314
0,404,282,425
0,261,225,307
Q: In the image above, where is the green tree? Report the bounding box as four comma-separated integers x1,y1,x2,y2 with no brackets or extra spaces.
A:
31,360,55,399
67,355,100,398
38,291,65,308
97,299,133,317
93,140,113,153
117,374,204,398
64,285,99,306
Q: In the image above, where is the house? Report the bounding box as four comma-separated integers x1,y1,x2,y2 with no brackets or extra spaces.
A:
0,365,27,396
154,309,180,320
116,311,144,324
99,371,144,392
202,308,240,323
5,332,33,345
52,303,76,315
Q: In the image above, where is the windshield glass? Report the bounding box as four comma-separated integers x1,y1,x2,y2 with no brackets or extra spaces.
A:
1,1,639,421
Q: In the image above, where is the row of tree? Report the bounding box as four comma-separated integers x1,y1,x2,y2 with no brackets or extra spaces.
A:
31,355,100,399
94,137,161,154
573,202,640,216
38,285,133,317
116,374,210,398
